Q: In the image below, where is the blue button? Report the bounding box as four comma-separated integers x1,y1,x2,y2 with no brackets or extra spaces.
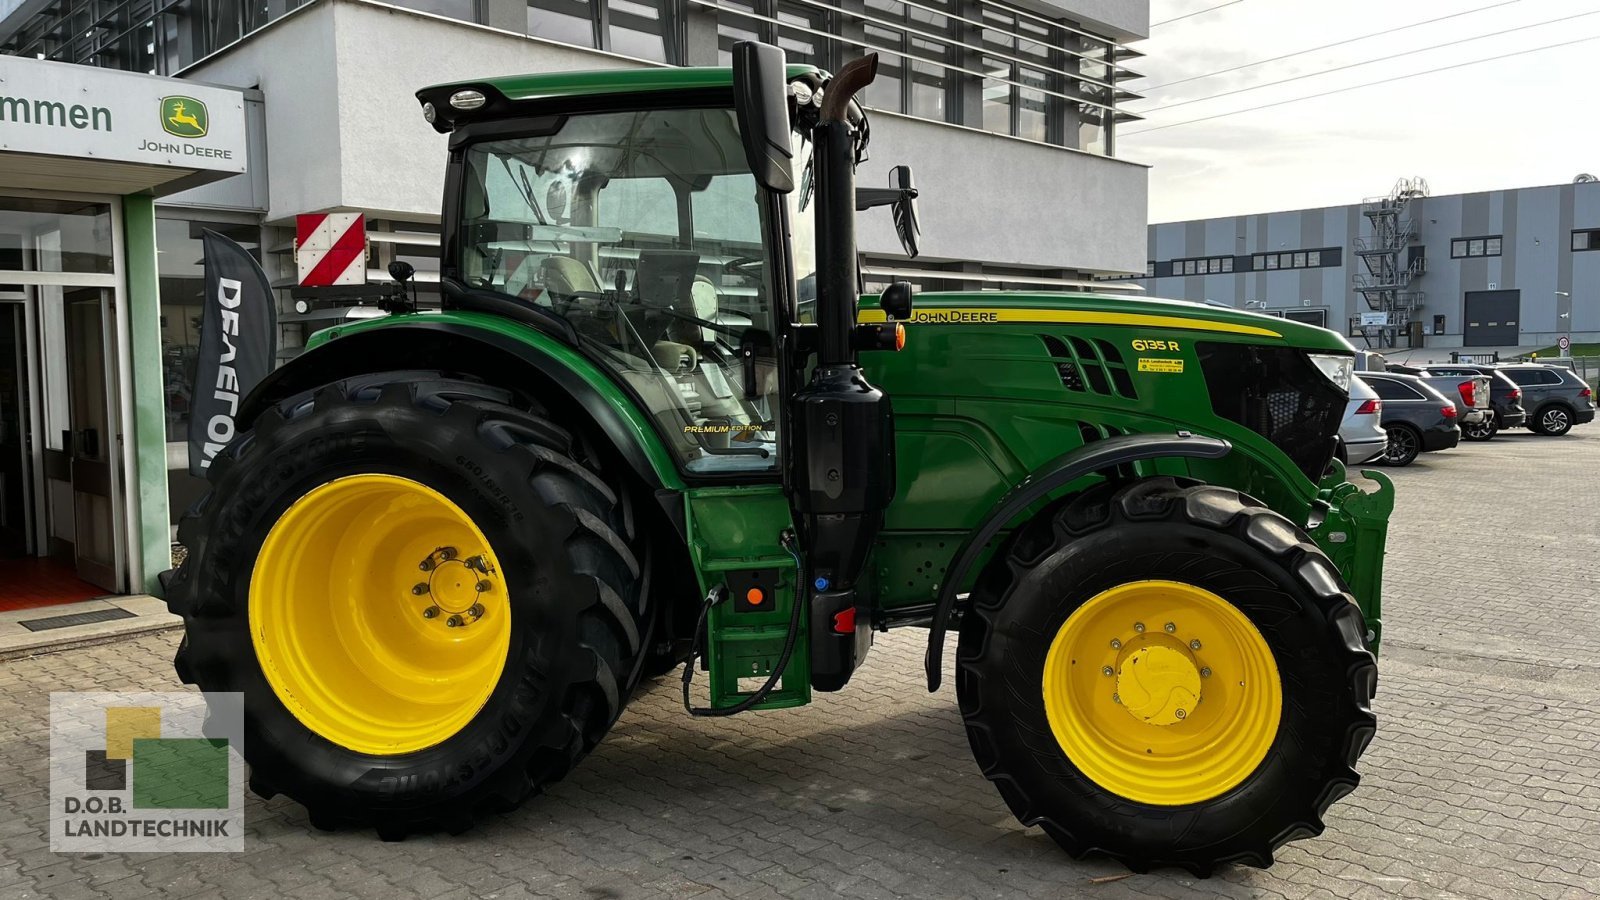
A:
814,577,830,591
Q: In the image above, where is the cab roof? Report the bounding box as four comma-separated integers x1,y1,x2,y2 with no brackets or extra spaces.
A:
422,64,820,105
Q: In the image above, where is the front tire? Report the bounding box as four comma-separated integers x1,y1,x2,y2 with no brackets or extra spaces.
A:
165,373,644,838
957,478,1376,875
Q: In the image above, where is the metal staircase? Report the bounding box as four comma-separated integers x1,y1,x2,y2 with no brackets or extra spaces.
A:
1352,177,1428,348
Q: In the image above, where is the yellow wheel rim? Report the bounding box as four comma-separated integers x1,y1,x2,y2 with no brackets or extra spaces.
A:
250,474,511,756
1041,580,1281,806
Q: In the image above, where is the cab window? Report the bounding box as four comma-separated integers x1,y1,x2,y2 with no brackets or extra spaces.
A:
458,107,781,474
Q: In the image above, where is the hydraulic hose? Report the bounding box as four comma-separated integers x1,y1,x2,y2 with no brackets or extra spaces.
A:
681,533,806,717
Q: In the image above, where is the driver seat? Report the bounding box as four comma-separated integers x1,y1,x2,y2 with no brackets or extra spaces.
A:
541,255,602,297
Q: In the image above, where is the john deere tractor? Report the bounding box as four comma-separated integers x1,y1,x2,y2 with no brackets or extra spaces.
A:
164,44,1393,874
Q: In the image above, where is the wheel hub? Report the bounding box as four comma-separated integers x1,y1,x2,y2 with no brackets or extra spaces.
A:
416,547,493,628
1114,638,1202,726
1040,580,1282,806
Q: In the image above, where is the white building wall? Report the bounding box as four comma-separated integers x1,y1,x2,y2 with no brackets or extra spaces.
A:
180,0,1149,276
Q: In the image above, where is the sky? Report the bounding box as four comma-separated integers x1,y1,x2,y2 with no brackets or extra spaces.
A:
1123,0,1600,223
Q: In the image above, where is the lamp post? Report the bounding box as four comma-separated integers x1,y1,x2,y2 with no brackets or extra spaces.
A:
1556,291,1572,356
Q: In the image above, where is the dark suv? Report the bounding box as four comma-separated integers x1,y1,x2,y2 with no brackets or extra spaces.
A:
1415,363,1528,441
1498,364,1596,436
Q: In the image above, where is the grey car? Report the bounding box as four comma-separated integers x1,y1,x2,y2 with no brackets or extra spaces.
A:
1358,372,1461,466
1498,364,1596,436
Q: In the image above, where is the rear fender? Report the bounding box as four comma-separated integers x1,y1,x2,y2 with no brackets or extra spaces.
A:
238,318,684,492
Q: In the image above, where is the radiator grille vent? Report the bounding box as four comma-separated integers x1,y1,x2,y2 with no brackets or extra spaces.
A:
1040,335,1138,400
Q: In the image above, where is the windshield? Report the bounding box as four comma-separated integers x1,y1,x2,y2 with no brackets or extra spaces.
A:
459,108,782,474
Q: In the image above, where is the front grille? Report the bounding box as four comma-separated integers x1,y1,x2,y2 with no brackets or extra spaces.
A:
1198,343,1345,481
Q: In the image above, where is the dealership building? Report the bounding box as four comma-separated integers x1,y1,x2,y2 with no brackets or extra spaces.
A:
1118,178,1600,354
0,0,1151,603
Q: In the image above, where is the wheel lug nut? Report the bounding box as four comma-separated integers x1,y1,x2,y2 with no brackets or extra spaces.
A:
1101,665,1114,677
469,603,485,619
439,547,457,561
1175,709,1187,719
419,559,434,572
476,580,492,593
1133,622,1145,633
411,583,430,596
1109,638,1122,649
422,607,439,619
1164,622,1176,633
1200,667,1212,678
1190,639,1202,650
446,615,463,628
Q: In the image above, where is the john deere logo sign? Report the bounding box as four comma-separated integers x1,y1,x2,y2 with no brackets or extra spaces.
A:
161,96,208,138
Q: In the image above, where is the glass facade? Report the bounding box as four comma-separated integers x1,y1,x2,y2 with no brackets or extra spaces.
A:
2,0,1137,154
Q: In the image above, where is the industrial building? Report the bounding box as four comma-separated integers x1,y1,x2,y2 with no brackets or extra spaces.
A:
1122,177,1600,354
0,0,1152,602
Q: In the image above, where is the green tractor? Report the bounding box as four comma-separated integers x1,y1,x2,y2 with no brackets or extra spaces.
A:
164,45,1393,874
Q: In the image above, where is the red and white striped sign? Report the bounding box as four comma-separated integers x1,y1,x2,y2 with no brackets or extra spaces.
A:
295,212,367,286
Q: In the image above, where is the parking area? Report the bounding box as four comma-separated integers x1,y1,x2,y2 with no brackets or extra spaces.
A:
2,430,1597,900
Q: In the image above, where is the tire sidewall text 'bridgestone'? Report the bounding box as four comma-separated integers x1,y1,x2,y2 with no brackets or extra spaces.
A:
957,478,1376,874
170,374,641,835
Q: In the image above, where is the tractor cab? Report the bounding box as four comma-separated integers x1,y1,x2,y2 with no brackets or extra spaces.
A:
449,103,791,474
420,61,911,481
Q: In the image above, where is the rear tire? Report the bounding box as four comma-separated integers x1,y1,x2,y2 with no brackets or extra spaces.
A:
166,372,644,837
957,477,1376,875
1461,417,1497,442
1379,424,1420,466
1532,404,1574,436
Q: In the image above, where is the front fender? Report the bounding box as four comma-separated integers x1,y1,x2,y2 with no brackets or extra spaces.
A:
923,431,1232,691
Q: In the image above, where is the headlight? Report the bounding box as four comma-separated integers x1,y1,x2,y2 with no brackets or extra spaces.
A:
1308,353,1354,394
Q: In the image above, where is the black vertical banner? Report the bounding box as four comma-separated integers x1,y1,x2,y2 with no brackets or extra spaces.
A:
189,231,276,477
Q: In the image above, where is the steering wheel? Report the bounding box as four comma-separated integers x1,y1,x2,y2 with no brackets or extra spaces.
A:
724,256,765,275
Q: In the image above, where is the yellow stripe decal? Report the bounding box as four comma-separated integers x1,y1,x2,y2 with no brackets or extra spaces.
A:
856,307,1282,338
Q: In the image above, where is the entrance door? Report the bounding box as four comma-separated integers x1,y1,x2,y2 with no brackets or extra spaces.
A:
1463,290,1521,347
0,298,33,558
59,289,118,589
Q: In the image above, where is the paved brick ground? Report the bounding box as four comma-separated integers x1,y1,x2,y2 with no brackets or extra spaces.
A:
2,429,1598,899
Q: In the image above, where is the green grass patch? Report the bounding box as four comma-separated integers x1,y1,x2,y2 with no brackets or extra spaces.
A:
1527,342,1600,357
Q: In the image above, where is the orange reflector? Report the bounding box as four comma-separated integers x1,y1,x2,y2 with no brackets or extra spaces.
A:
894,323,906,351
832,607,856,634
746,587,765,605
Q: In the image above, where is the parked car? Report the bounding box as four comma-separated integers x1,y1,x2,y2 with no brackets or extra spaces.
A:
1358,372,1461,466
1497,364,1597,436
1384,364,1492,431
1412,363,1528,441
1337,377,1387,465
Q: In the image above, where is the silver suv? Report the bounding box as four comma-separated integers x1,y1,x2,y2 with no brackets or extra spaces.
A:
1498,364,1596,436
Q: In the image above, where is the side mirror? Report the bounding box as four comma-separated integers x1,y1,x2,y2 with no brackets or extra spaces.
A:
732,41,795,194
889,165,920,259
546,179,569,223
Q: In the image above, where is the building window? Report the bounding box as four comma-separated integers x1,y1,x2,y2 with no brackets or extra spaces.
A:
528,0,597,47
607,0,672,61
1451,235,1502,258
1572,229,1600,251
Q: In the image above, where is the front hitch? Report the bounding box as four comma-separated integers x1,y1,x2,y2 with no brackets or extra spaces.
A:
1310,461,1396,652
